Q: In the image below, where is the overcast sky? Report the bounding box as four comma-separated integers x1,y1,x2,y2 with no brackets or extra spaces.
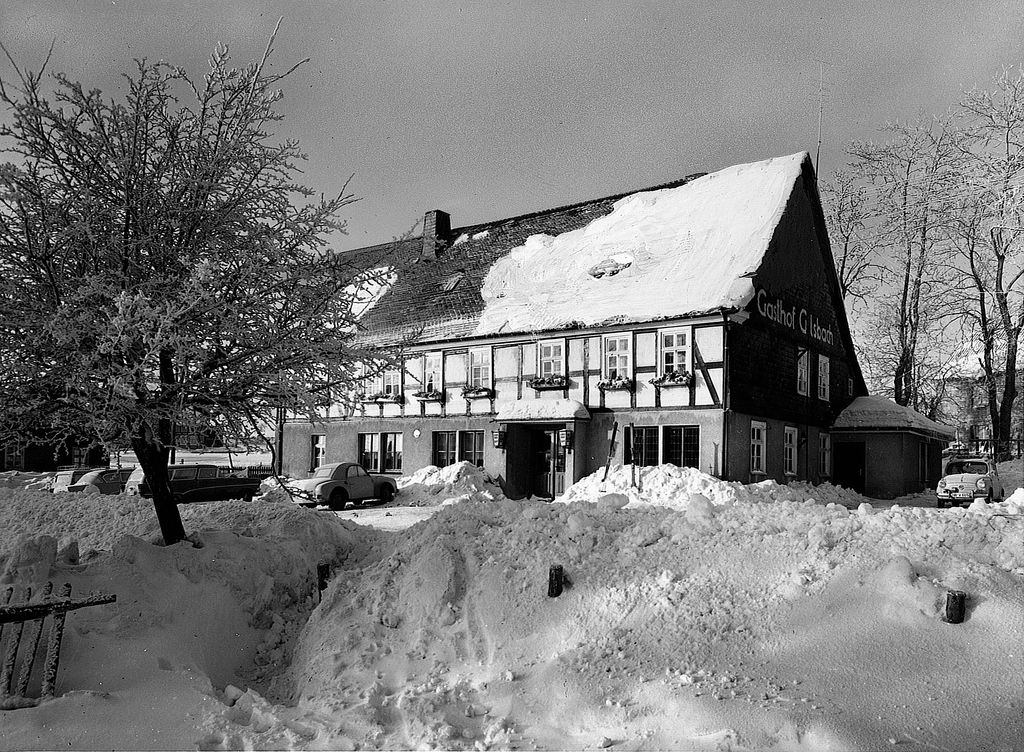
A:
3,0,1023,250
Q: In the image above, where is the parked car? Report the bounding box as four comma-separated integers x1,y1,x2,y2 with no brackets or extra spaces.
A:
66,468,135,494
936,456,1005,508
52,467,108,493
127,463,261,503
287,462,398,510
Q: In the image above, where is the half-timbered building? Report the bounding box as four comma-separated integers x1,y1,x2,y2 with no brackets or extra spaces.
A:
281,152,874,496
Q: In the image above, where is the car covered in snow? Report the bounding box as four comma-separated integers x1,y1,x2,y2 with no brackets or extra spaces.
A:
126,463,261,503
287,462,398,510
936,456,1005,508
65,467,134,494
52,467,109,493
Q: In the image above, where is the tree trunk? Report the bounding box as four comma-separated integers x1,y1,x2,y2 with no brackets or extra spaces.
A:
130,424,186,546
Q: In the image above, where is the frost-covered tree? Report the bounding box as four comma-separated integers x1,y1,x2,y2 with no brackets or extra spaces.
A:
847,117,959,412
946,66,1024,457
0,38,390,544
820,168,877,303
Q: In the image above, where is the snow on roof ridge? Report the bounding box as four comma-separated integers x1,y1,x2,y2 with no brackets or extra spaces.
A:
473,152,808,336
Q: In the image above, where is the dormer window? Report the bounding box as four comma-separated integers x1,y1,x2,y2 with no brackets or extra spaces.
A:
442,271,465,292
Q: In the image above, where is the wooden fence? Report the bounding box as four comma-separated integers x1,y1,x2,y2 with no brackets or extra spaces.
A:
0,583,115,709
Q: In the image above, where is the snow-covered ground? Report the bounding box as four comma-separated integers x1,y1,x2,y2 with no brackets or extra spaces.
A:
1,463,1024,750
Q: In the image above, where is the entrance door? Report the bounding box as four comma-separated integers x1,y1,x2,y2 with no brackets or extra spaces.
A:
532,428,567,498
833,441,866,494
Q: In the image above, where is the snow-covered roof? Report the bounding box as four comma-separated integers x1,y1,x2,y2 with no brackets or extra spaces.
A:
350,152,812,346
833,395,955,439
495,399,590,422
475,153,805,335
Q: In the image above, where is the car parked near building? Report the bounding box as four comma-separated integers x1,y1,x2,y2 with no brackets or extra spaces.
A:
936,456,1005,508
126,464,261,503
287,462,398,510
52,467,109,493
65,467,135,494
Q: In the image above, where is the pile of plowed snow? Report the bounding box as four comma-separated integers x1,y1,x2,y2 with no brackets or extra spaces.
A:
556,463,871,509
275,467,1024,750
0,470,54,491
394,461,504,507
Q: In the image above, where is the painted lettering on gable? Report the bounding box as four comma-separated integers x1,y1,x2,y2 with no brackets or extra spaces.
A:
755,288,834,346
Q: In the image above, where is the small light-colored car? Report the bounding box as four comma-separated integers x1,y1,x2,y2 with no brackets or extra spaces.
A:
287,462,398,510
936,457,1005,508
66,468,134,494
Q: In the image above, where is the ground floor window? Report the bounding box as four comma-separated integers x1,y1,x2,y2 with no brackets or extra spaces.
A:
310,434,326,472
784,426,798,476
750,420,766,474
664,426,699,468
358,433,379,471
623,425,699,468
433,431,457,467
459,430,485,467
819,432,832,476
3,443,24,471
359,432,403,473
384,433,403,472
624,426,659,466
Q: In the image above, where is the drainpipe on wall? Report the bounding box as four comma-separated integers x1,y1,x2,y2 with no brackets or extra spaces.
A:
721,311,734,480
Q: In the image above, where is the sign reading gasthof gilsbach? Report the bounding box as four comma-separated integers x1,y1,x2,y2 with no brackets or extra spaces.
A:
755,288,834,346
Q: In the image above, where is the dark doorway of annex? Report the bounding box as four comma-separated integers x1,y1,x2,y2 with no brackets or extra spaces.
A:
833,441,866,494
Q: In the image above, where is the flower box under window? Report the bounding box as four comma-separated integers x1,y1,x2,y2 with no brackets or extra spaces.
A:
412,390,445,402
597,376,633,392
528,374,567,390
361,392,404,405
461,386,494,399
649,369,693,388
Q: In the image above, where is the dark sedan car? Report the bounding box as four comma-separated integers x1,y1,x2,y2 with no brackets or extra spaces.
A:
127,464,261,503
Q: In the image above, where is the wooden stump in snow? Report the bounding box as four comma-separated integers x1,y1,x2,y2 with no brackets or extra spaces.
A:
548,565,564,598
944,590,966,624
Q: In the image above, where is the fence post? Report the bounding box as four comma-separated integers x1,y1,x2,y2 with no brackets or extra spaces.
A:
14,582,52,697
0,585,30,695
39,583,73,698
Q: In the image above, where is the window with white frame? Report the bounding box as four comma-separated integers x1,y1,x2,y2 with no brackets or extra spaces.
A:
381,368,402,396
309,434,326,472
784,426,798,476
603,335,632,379
660,328,691,376
469,349,491,388
539,340,564,377
819,432,832,476
817,354,830,401
358,433,380,471
424,353,442,392
797,349,809,396
750,420,767,474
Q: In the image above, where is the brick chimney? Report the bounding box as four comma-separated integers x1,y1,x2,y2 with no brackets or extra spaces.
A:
422,209,450,260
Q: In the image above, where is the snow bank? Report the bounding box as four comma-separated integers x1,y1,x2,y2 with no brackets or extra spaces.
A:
557,463,871,510
394,461,505,507
5,463,1024,750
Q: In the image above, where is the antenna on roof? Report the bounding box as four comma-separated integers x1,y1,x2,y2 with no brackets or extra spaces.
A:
815,60,825,176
